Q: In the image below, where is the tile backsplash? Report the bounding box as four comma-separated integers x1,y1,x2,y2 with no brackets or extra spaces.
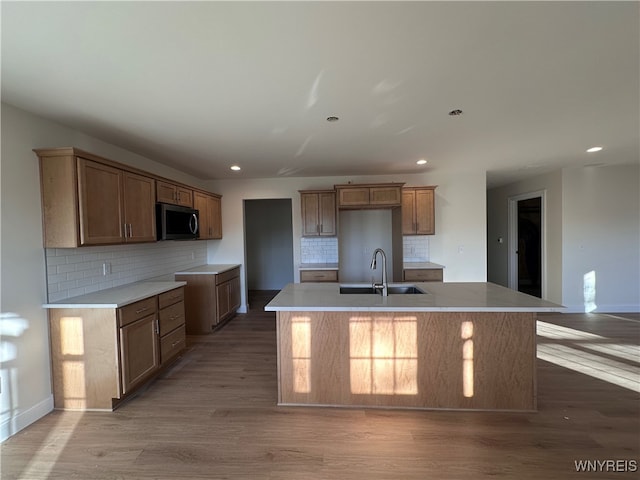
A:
301,237,339,264
403,236,430,262
46,242,208,302
301,236,429,264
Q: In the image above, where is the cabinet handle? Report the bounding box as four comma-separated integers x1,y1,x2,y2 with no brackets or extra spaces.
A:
135,306,150,314
171,340,181,347
177,191,181,202
155,318,160,335
123,224,128,238
129,224,133,238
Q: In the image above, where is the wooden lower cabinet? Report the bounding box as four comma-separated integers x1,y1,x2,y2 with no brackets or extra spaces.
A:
119,314,159,395
403,268,443,282
176,267,241,334
48,287,185,411
300,270,339,283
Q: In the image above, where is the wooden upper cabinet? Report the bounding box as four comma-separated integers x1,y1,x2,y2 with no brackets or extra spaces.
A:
194,191,222,240
36,147,222,247
156,180,193,207
335,183,403,209
77,159,124,245
402,186,436,235
122,171,156,243
77,159,155,245
37,149,157,247
300,190,336,237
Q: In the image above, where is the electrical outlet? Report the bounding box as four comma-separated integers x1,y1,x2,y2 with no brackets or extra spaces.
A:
458,245,464,254
102,262,111,276
191,251,195,260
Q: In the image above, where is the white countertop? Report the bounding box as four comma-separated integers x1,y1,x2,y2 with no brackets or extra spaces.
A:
43,281,187,309
299,263,339,270
403,262,445,269
264,282,565,313
174,264,240,275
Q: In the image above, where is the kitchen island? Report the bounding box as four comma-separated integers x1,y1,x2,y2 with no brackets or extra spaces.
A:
265,282,564,412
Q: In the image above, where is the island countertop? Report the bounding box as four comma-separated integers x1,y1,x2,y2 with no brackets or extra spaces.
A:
264,282,564,313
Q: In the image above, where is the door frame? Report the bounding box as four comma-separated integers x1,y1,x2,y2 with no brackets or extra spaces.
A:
508,190,546,298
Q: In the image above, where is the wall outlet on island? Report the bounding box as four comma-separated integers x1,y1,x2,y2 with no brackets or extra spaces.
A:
191,251,195,260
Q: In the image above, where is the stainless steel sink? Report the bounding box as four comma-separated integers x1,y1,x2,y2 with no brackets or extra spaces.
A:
339,285,425,295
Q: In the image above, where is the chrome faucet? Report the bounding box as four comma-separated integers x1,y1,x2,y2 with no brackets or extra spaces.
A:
370,248,388,297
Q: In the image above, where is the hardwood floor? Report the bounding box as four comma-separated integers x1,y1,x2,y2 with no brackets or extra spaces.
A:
2,301,638,479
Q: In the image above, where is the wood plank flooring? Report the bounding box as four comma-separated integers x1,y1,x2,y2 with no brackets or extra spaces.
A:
2,296,638,479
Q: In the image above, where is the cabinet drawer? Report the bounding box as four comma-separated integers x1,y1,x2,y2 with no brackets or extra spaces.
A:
118,297,157,327
160,325,186,364
403,269,443,282
159,301,185,336
300,270,339,283
159,287,184,309
216,267,240,285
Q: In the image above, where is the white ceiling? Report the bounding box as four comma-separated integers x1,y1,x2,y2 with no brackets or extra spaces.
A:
2,1,638,187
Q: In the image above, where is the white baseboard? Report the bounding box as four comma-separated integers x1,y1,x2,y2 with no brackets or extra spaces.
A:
0,395,54,443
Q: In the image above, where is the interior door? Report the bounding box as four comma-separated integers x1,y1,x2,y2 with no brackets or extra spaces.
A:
517,197,542,298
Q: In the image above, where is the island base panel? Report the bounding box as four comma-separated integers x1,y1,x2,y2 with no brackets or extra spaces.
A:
276,311,536,411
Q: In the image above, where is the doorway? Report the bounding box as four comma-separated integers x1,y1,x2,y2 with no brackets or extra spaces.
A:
244,199,294,310
508,191,545,298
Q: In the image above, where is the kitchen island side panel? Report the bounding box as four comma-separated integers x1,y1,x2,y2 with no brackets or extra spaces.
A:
277,311,536,411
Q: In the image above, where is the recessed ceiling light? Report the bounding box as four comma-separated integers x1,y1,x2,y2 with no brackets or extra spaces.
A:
448,109,463,116
326,116,340,122
416,159,428,165
230,165,241,171
586,146,603,153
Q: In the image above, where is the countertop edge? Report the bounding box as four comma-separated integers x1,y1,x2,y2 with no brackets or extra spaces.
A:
43,281,187,309
174,264,241,275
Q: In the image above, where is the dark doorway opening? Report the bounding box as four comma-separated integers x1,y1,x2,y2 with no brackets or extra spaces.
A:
517,197,542,298
244,199,294,311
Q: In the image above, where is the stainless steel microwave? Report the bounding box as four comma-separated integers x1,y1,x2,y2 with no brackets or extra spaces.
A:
156,203,199,240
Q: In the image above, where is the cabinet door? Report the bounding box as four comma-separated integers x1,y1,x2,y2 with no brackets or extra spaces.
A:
301,193,320,236
194,192,211,239
123,172,156,243
216,282,230,324
318,192,336,236
156,180,177,204
229,275,241,312
337,187,370,207
77,158,123,245
402,190,416,235
157,181,193,208
415,189,435,235
370,186,402,206
176,186,193,208
119,314,159,394
210,196,222,239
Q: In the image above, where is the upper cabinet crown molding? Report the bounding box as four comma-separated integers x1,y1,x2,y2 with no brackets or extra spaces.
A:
334,183,405,209
35,147,222,247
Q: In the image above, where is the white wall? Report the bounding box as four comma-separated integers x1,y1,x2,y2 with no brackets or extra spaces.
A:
487,170,563,304
561,164,640,312
487,164,639,312
206,169,488,310
0,103,209,441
